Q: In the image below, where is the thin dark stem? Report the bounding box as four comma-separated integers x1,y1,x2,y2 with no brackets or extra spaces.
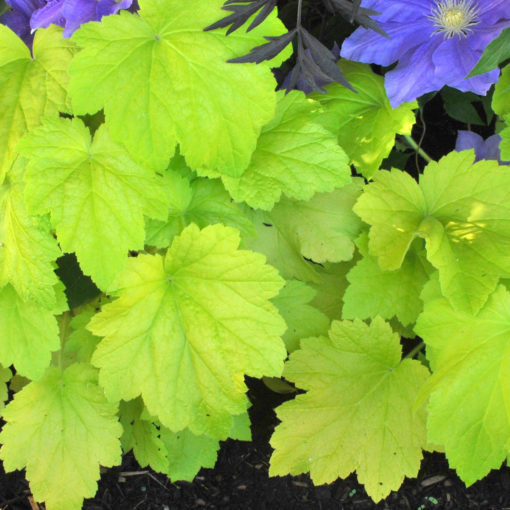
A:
405,341,425,360
297,0,303,27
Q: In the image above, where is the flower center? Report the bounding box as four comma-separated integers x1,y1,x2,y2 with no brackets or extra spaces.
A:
428,0,480,39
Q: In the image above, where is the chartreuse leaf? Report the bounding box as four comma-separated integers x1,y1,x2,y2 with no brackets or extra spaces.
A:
159,428,220,481
0,285,59,380
0,25,75,181
272,280,330,353
312,61,416,179
121,398,251,479
89,224,286,438
268,179,364,263
354,150,510,314
68,0,285,175
493,66,510,161
0,365,12,409
270,318,428,502
243,208,322,283
145,157,255,248
343,233,433,326
415,285,510,485
0,363,122,510
63,303,102,364
120,398,168,473
219,90,351,210
493,64,510,118
18,116,168,290
0,156,61,309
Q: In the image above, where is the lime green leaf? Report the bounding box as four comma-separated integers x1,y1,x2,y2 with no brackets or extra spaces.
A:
242,208,322,283
493,64,510,118
343,234,433,326
64,304,101,364
69,0,285,174
0,285,59,380
120,398,168,473
272,280,330,352
309,261,354,321
415,285,510,485
0,26,75,181
0,363,122,510
469,29,510,77
0,156,61,309
229,412,252,441
268,180,364,263
160,427,219,481
354,150,510,314
146,162,255,248
312,62,417,179
0,366,12,409
18,117,168,290
219,90,351,210
501,116,510,161
89,224,286,437
270,318,428,502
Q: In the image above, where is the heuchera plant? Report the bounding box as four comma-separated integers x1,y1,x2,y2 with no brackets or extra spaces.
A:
0,0,510,508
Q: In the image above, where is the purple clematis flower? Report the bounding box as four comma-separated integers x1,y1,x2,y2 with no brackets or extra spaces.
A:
340,0,510,107
455,130,509,164
1,0,133,45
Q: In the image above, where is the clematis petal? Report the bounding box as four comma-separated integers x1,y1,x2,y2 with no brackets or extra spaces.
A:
455,131,485,157
30,0,65,30
0,10,32,43
384,38,443,108
96,0,132,18
5,0,44,17
341,21,430,67
61,0,97,36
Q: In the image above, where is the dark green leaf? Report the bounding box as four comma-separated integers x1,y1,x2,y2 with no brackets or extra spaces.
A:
468,28,510,77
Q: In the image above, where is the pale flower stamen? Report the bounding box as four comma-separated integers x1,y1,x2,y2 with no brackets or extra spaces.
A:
428,0,480,39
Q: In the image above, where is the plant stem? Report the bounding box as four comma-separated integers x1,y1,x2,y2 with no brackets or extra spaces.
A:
403,134,434,164
296,0,303,27
405,341,425,360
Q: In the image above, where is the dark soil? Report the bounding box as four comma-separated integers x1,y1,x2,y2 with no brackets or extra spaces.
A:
2,379,510,510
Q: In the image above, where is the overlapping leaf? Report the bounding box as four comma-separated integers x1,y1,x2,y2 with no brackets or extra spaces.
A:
272,280,330,352
145,158,255,248
218,90,351,209
493,65,510,161
18,117,168,290
268,180,364,263
89,224,286,438
0,156,61,309
415,285,510,485
354,150,510,314
0,26,75,181
0,363,122,510
312,61,416,179
343,234,433,326
270,318,428,502
68,0,286,174
0,285,59,380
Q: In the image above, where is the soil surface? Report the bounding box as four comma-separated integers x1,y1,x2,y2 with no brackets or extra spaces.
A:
1,379,510,510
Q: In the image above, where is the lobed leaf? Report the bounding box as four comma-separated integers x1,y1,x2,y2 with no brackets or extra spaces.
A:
18,116,168,290
0,363,122,510
270,317,428,502
89,224,286,438
0,26,75,181
69,0,286,175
